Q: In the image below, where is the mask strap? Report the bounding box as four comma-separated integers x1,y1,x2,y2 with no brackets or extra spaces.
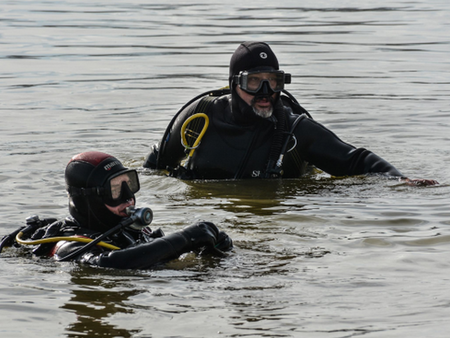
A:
67,186,104,197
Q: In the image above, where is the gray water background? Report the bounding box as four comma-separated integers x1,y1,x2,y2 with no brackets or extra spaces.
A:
1,0,450,337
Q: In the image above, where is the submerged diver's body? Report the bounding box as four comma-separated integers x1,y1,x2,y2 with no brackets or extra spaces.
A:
1,152,232,269
144,41,437,185
14,216,229,270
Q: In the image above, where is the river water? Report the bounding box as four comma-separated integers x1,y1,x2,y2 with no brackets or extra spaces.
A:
1,1,450,337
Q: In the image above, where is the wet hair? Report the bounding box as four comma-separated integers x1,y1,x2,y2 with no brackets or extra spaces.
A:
65,151,136,231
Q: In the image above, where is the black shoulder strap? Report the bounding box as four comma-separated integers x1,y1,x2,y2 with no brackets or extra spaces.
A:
157,88,230,165
281,89,313,119
166,87,230,133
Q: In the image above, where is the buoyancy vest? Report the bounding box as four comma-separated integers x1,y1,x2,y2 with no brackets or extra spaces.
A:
148,89,312,179
144,89,403,179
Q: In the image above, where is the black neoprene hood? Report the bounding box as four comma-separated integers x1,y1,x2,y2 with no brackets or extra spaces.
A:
229,41,279,81
66,152,133,193
228,41,282,123
65,151,135,231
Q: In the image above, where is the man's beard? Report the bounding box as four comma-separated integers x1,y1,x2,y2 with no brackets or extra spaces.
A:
251,95,275,118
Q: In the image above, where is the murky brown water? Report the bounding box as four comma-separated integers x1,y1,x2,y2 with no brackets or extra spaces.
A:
1,1,450,337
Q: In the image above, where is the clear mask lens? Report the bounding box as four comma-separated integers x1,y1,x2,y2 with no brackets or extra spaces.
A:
107,171,140,201
235,70,291,94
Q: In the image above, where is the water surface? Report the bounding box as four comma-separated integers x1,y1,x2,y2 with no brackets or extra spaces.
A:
1,1,450,337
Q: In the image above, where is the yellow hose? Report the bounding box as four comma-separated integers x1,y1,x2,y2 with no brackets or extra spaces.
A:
15,232,120,250
180,113,210,160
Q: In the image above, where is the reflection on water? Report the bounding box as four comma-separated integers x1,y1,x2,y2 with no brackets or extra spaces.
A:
1,0,450,337
63,268,144,338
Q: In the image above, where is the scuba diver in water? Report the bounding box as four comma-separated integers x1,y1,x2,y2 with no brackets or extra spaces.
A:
143,41,437,185
0,151,232,269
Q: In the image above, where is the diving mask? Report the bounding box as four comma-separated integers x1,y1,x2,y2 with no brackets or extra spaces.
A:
233,70,291,94
102,170,140,206
67,169,140,207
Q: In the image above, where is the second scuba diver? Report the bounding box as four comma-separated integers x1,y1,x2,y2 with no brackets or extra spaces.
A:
143,41,437,185
0,151,232,268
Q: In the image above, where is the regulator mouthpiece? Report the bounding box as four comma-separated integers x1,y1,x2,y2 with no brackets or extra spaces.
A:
125,206,153,230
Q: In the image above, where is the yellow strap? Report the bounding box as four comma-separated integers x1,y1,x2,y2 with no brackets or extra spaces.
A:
15,232,120,250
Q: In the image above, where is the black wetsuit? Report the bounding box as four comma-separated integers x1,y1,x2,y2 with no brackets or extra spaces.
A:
144,92,403,179
19,217,231,269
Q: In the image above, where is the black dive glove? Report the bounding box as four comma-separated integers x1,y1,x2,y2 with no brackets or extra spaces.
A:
215,230,233,253
181,222,233,255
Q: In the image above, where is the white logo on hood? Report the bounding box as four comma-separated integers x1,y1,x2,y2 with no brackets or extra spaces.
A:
104,160,121,171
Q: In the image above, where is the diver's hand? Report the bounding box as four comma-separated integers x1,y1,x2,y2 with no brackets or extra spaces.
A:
182,222,220,250
215,231,233,252
401,178,439,186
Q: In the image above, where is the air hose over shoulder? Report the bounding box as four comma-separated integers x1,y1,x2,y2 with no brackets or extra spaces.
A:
263,101,289,178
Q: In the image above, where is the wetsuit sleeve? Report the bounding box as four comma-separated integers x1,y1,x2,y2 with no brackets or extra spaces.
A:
62,222,231,270
143,101,200,170
295,117,403,177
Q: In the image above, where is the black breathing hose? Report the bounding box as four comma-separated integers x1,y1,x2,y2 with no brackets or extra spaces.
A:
264,99,289,178
57,207,153,262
